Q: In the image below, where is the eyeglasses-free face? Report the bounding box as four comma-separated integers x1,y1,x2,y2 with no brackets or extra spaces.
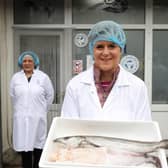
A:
93,41,121,72
22,56,35,74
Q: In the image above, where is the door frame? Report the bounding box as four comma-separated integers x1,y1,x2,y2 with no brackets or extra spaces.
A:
13,29,71,128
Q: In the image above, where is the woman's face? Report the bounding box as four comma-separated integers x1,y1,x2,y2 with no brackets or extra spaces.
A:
93,41,121,72
22,56,35,73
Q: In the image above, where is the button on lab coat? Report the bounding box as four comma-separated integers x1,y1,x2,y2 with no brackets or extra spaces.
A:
61,65,151,121
10,70,54,151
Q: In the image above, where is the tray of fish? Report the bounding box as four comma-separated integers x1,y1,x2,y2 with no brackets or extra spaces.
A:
39,117,168,168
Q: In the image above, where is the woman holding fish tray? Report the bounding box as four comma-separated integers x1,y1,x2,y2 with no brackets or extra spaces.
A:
10,51,54,168
61,20,151,121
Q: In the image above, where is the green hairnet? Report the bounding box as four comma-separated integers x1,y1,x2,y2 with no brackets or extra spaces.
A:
88,20,126,56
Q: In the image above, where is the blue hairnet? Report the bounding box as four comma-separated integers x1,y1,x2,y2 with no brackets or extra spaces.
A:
88,20,126,56
18,51,40,69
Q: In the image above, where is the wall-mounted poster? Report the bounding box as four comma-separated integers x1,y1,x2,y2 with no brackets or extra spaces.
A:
120,55,139,74
74,33,88,47
73,60,83,74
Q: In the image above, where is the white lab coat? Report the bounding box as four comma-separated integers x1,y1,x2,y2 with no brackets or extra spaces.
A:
61,65,151,121
10,69,54,151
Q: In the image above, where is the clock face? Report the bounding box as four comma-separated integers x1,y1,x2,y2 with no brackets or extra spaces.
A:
74,33,88,47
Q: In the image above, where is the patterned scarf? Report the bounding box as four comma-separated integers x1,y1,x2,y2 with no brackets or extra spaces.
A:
94,65,120,107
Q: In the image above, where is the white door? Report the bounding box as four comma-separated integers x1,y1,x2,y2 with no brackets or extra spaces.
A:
14,29,66,130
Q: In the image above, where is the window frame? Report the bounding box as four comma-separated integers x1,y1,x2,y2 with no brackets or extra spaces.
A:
11,0,168,113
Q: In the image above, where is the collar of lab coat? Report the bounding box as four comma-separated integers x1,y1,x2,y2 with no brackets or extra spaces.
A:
21,69,37,74
80,64,131,87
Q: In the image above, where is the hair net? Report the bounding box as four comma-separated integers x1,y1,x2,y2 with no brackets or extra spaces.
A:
88,20,126,56
18,51,40,69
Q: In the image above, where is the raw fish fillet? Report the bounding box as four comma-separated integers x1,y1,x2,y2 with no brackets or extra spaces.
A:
48,135,168,167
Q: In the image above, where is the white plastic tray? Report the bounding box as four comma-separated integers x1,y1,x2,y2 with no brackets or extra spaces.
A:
39,117,168,168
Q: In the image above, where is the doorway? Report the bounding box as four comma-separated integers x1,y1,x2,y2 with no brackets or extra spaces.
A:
14,29,65,129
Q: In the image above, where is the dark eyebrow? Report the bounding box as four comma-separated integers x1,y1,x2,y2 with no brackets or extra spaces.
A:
95,44,104,47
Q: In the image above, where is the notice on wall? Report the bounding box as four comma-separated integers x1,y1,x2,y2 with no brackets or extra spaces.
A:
120,55,139,74
73,60,83,74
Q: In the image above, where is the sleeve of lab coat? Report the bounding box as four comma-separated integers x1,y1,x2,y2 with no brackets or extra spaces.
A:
61,82,80,119
44,75,54,110
134,83,152,121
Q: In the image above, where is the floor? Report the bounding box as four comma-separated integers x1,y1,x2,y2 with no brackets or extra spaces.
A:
3,148,21,168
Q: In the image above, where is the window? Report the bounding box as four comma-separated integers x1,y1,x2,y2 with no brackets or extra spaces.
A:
153,0,168,24
14,31,63,105
72,29,145,79
12,0,168,119
14,0,64,24
152,30,168,104
72,0,145,24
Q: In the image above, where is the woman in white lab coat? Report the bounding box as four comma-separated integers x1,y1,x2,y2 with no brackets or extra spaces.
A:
10,51,54,168
61,20,151,121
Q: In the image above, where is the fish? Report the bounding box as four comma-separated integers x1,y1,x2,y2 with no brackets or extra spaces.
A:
49,146,161,168
51,135,168,167
53,135,168,153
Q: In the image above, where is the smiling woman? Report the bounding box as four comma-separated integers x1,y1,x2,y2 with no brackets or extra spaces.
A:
93,41,121,73
61,20,151,121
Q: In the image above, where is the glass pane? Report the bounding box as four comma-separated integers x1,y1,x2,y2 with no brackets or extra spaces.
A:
153,0,168,24
72,30,89,74
152,30,168,104
14,35,60,104
14,0,64,24
123,30,145,80
72,0,145,24
72,29,144,80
